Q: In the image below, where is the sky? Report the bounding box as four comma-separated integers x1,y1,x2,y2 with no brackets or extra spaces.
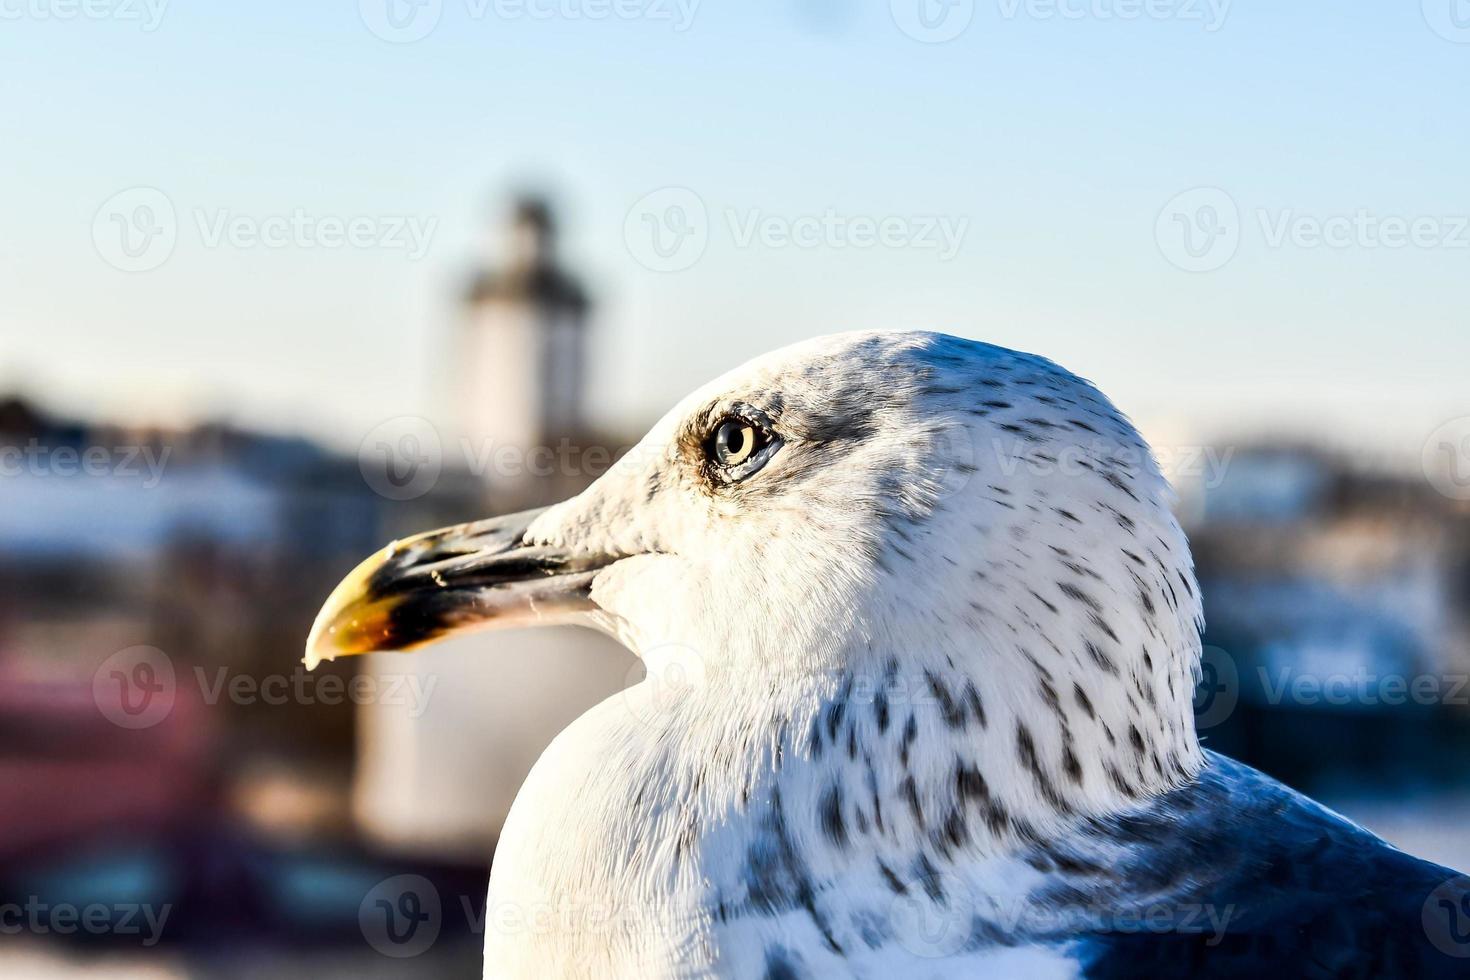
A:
1,1,1467,467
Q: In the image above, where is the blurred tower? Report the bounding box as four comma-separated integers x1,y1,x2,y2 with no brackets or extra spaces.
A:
459,197,588,463
353,198,633,859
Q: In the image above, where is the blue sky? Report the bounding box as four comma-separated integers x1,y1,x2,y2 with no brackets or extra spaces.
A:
1,1,1466,464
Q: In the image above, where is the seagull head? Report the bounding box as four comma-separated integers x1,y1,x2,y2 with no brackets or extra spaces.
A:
308,330,1204,821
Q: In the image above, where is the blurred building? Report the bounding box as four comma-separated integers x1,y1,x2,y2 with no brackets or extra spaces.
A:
1187,445,1470,809
352,198,635,859
459,198,588,457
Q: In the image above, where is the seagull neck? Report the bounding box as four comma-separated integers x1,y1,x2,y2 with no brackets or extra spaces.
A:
738,637,1205,859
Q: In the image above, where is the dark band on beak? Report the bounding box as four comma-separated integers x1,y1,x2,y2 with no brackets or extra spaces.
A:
305,507,619,668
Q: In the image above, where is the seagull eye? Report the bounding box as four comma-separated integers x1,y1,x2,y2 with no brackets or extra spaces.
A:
707,416,779,478
714,420,759,465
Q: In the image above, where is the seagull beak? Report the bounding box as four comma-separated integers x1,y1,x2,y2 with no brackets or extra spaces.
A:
303,507,616,670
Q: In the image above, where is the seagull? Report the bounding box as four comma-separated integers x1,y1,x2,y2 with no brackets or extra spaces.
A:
306,330,1468,978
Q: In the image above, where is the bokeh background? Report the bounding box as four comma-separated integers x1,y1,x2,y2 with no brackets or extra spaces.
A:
3,2,1470,976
